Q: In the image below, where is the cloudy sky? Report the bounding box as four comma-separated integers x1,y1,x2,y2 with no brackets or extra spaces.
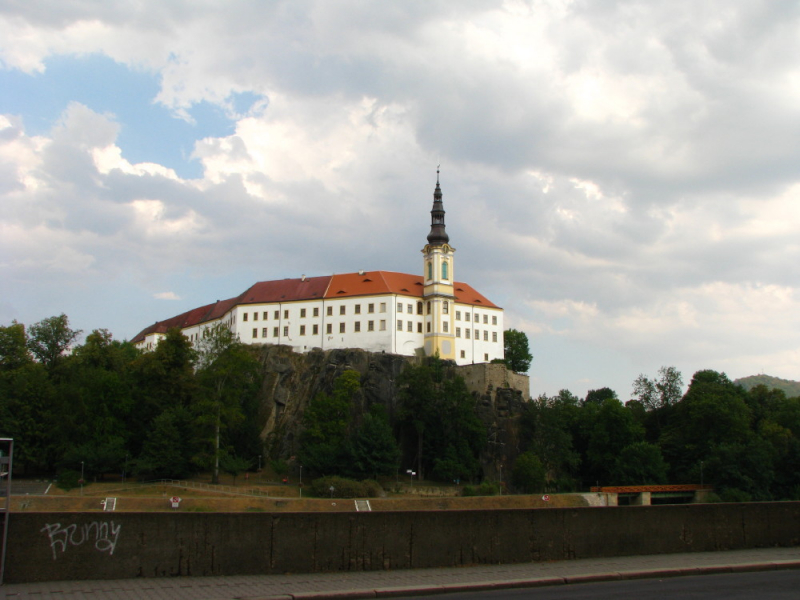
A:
2,0,799,399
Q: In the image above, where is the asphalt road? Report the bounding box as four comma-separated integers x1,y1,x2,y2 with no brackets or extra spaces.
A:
395,570,800,600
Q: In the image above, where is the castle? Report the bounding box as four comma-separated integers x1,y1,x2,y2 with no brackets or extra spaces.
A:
132,175,505,365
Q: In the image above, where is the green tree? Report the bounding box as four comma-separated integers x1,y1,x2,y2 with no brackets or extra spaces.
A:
0,321,32,370
520,392,580,489
584,387,617,405
135,407,196,480
610,442,668,485
350,404,401,479
194,323,261,484
585,398,645,485
26,314,82,372
219,452,252,485
299,370,361,476
512,451,546,493
398,358,486,482
632,366,683,411
501,329,532,373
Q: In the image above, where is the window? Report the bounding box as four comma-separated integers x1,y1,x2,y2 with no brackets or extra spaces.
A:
426,322,431,333
398,303,403,313
263,311,269,320
474,329,478,339
300,308,306,318
466,329,471,339
340,305,346,315
484,330,488,341
284,309,289,319
408,304,413,313
483,314,488,324
380,320,386,331
417,302,423,315
426,301,431,315
442,261,448,280
243,312,248,322
417,322,422,333
461,350,466,358
283,326,289,337
492,332,498,342
380,302,386,313
273,327,279,337
368,303,374,313
368,320,374,331
456,311,461,320
492,315,497,325
253,312,258,321
465,313,471,322
327,323,333,334
355,321,361,332
443,322,448,333
339,322,345,333
252,328,257,338
274,310,279,319
398,320,403,331
406,321,411,332
355,304,361,314
262,327,268,337
443,301,449,314
327,306,333,316
484,353,489,361
427,261,432,280
300,325,306,336
313,324,319,335
456,327,461,338
313,307,319,317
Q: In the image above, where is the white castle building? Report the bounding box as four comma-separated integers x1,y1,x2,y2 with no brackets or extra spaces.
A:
132,175,504,365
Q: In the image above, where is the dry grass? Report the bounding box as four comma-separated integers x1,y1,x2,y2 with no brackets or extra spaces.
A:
9,476,589,513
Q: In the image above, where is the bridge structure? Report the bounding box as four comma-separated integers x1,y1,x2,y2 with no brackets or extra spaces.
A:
589,484,713,506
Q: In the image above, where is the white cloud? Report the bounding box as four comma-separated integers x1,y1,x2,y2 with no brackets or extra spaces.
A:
2,1,800,396
154,291,180,300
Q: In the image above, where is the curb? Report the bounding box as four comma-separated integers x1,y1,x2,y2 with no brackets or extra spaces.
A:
249,560,800,600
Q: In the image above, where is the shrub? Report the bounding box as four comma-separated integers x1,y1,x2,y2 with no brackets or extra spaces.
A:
309,476,383,498
56,469,81,491
461,481,500,497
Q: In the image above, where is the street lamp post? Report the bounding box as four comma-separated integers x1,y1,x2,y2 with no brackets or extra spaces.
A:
407,469,415,486
299,465,303,499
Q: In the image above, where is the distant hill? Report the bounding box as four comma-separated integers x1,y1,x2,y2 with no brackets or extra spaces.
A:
735,374,800,398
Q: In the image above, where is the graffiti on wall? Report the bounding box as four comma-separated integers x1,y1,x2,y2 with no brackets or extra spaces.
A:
40,521,122,560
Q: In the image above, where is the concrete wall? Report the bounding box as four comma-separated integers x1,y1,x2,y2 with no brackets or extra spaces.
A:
5,502,800,584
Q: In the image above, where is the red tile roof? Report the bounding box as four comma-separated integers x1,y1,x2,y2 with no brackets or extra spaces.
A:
131,271,498,343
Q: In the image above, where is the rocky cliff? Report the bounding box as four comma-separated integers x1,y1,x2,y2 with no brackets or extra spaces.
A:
251,344,529,479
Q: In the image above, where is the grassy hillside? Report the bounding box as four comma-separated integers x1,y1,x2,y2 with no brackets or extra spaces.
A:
735,374,800,398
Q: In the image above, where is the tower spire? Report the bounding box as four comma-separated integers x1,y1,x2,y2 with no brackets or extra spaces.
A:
427,168,449,245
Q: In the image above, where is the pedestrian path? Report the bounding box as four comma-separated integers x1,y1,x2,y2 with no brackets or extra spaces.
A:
2,547,799,599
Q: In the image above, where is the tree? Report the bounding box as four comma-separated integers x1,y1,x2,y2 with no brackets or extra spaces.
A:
632,366,683,411
27,314,82,371
0,321,32,370
350,404,401,479
299,370,361,476
610,442,668,485
398,358,485,482
520,392,580,489
512,452,546,493
584,387,617,405
219,452,252,486
194,323,261,484
501,329,532,373
135,408,195,480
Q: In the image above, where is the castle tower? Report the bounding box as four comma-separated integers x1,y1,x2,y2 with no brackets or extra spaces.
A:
422,170,456,359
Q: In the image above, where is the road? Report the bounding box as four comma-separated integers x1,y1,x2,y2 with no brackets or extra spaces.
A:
394,570,800,600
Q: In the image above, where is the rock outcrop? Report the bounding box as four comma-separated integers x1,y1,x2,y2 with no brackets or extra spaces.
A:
251,344,530,478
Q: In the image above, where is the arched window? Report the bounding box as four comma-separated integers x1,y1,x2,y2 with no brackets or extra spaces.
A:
442,261,449,280
426,301,431,315
443,301,449,314
417,301,423,315
427,261,433,280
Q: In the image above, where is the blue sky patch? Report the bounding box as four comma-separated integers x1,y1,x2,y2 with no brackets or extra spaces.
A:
0,54,263,179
